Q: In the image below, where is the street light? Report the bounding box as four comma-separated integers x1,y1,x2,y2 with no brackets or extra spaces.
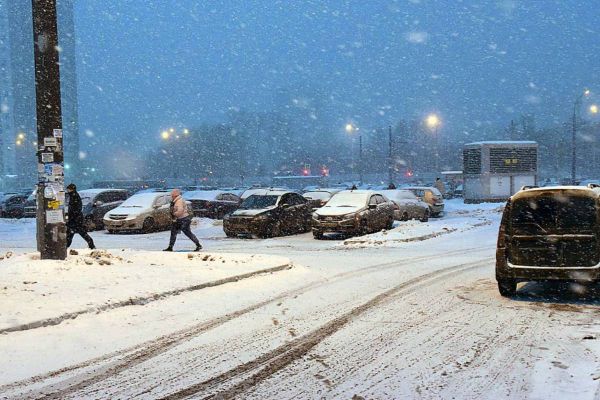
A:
425,113,441,173
345,123,362,184
572,89,591,184
161,130,170,140
590,104,599,115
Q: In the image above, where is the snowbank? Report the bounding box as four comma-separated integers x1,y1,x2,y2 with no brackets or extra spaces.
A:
342,199,504,248
0,249,291,333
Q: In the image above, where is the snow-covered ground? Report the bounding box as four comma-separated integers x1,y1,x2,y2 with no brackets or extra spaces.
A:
0,199,598,399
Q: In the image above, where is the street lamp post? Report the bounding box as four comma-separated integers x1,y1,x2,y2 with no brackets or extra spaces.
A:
388,125,393,186
346,123,362,184
572,89,591,184
426,114,441,174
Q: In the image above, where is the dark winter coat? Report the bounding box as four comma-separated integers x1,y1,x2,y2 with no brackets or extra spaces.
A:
66,191,85,227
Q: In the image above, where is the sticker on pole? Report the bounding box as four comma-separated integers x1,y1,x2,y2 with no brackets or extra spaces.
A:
46,210,64,224
53,129,62,138
41,153,54,163
44,137,58,147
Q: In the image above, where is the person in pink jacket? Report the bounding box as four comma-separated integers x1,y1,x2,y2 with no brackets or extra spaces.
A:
163,189,202,252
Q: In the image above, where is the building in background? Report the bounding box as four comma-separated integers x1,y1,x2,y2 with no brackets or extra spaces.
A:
0,0,79,189
463,141,538,203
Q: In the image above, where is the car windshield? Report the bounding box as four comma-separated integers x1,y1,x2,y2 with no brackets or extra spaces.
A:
304,191,331,201
511,194,597,234
183,190,222,201
383,190,417,201
240,195,279,209
325,192,368,207
119,194,158,208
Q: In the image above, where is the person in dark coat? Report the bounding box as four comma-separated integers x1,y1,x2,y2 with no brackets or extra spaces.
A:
66,183,95,249
163,189,202,252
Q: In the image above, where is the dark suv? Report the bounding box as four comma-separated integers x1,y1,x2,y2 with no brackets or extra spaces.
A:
223,190,312,238
496,185,600,296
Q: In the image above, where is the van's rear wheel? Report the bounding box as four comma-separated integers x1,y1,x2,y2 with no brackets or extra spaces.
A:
498,279,517,297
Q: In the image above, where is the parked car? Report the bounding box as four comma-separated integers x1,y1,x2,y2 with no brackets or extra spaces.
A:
302,189,341,210
104,192,183,233
77,189,130,230
223,190,311,238
0,193,28,218
312,190,395,239
183,190,241,218
496,185,600,297
405,186,445,216
382,189,430,222
23,190,37,218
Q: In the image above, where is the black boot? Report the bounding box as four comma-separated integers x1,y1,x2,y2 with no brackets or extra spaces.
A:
194,244,202,252
163,247,173,252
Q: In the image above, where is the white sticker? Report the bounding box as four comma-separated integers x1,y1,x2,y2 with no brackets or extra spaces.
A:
37,163,45,173
44,137,58,147
41,153,54,163
46,210,64,224
56,191,65,203
52,164,63,176
53,129,62,138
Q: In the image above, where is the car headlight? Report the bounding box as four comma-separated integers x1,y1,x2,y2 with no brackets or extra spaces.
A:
255,213,270,220
312,213,319,220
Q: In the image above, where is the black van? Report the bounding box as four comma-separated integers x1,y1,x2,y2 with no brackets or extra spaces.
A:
496,185,600,296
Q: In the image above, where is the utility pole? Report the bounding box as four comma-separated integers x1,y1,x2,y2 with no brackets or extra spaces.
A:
359,134,363,185
388,125,393,186
571,100,579,185
572,89,591,184
32,0,67,260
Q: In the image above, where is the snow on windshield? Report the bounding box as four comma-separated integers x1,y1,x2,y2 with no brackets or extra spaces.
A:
382,190,417,201
303,191,332,201
120,193,160,208
325,192,368,207
183,191,223,201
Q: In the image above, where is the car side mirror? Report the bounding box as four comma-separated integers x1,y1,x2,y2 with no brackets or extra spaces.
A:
369,204,377,210
281,203,290,208
94,200,104,207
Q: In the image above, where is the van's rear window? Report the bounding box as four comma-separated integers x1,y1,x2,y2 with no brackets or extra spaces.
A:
511,195,597,234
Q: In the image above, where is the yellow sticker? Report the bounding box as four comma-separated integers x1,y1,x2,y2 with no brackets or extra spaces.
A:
48,200,60,210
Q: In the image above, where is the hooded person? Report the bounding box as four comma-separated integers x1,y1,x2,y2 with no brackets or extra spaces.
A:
65,183,96,249
163,189,202,252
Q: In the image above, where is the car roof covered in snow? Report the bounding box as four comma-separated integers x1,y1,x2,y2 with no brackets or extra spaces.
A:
404,186,443,195
512,185,600,201
183,190,230,200
79,188,127,196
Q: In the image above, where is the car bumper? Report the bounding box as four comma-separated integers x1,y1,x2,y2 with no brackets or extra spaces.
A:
223,218,269,236
103,219,143,231
496,250,600,282
312,219,359,234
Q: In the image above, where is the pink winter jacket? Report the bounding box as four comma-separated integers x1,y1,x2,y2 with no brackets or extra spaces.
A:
171,195,189,219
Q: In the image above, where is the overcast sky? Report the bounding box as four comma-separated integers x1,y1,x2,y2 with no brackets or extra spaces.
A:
73,0,600,152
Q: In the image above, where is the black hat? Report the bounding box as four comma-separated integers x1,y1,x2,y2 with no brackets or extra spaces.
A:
67,183,76,190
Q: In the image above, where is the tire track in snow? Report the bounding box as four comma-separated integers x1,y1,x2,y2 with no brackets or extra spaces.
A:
158,259,491,400
2,246,491,399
